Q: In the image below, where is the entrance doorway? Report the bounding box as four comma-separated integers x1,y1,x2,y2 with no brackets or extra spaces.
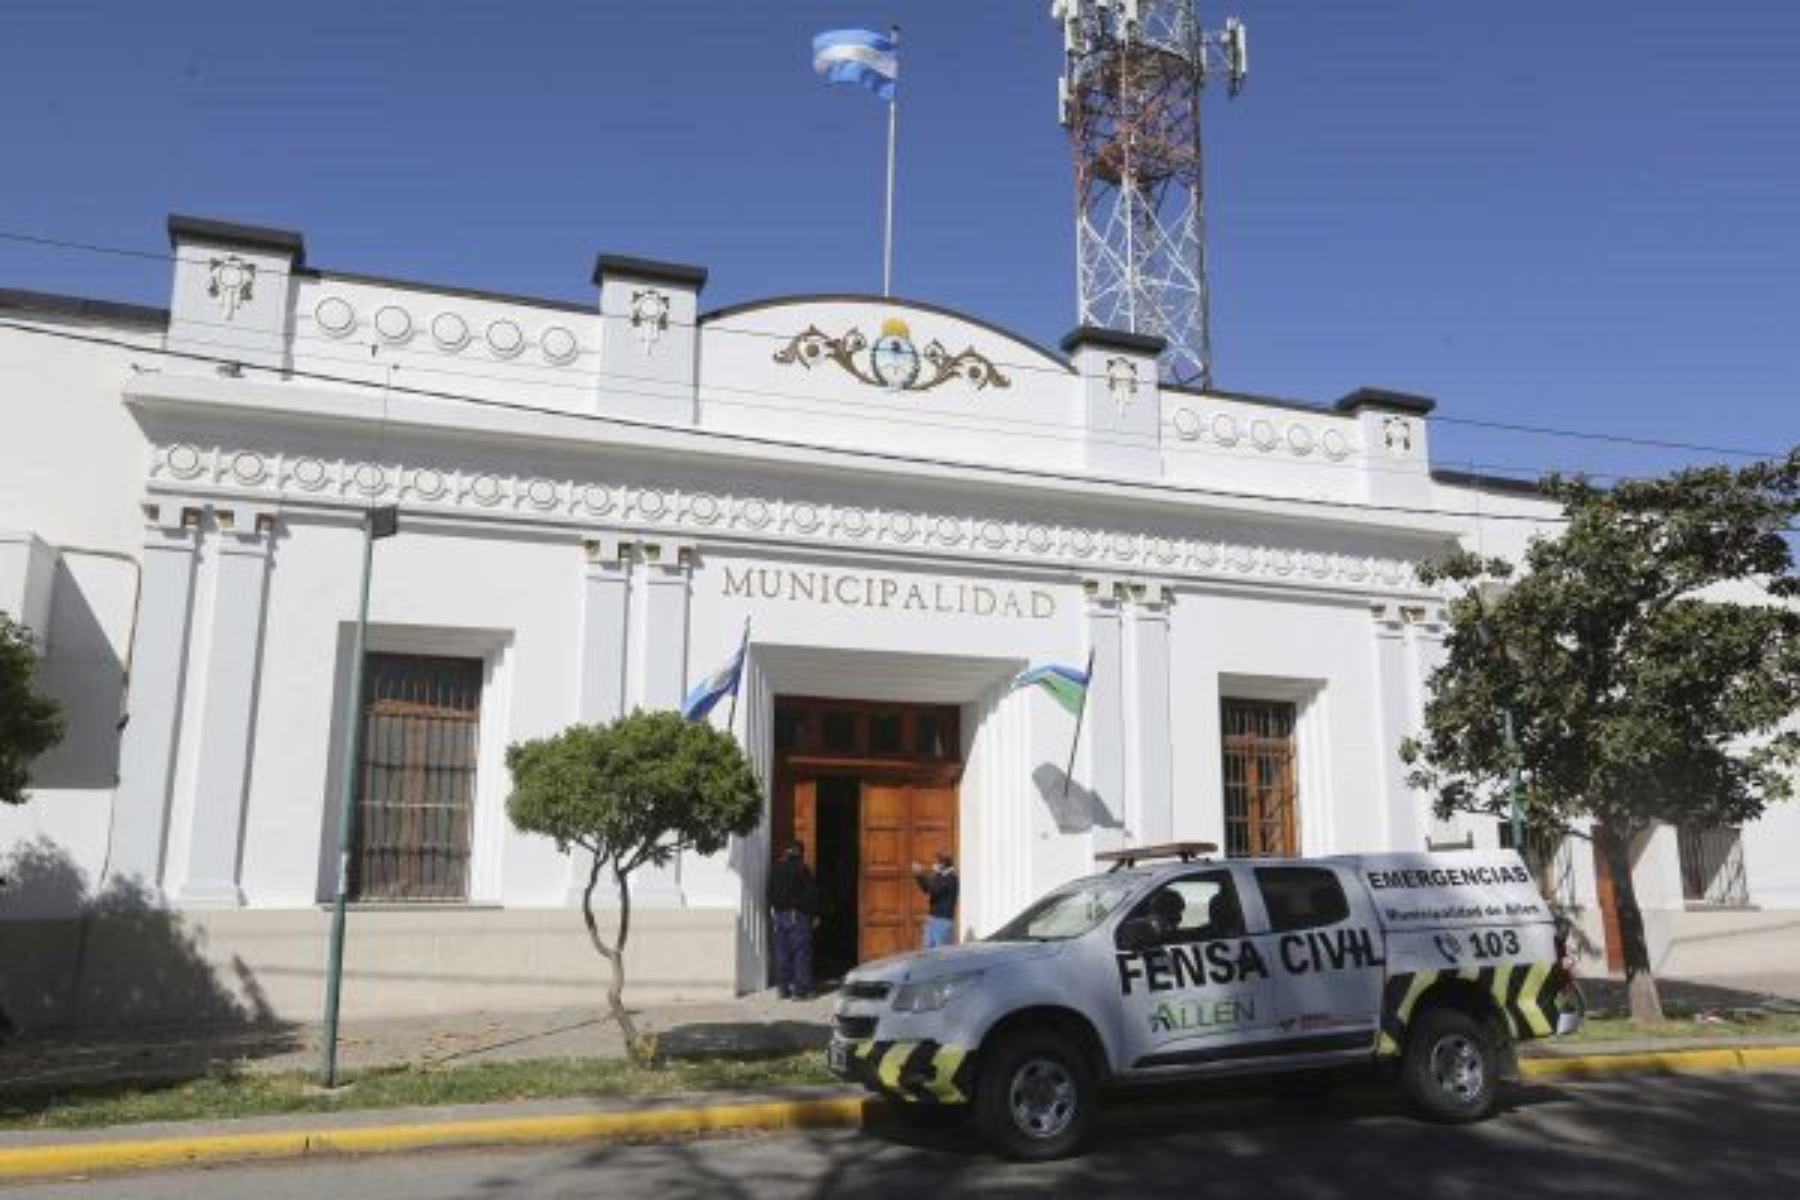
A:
772,697,962,982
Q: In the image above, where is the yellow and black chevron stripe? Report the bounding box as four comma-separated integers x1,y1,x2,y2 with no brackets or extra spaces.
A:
1377,963,1565,1056
840,1038,976,1104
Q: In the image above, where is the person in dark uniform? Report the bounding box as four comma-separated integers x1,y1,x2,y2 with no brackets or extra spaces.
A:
912,850,959,949
767,842,818,999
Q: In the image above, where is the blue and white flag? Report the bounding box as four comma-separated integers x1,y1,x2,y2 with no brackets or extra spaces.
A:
681,620,750,722
812,28,898,101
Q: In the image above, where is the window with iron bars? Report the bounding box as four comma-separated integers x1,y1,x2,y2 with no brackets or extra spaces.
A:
1220,699,1298,858
1678,826,1749,908
350,653,482,903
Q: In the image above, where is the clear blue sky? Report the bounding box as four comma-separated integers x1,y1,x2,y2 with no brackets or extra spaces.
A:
2,1,1795,482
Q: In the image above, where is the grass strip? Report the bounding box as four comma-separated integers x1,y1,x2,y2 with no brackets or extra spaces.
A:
0,1053,837,1133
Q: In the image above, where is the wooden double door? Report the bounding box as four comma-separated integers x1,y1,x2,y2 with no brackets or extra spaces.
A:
791,777,958,966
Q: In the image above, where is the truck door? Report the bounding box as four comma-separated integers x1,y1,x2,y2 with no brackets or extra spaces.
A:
1254,864,1387,1058
1110,868,1283,1073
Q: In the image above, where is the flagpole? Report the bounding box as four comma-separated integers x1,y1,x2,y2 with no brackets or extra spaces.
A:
725,617,750,732
1061,648,1096,799
882,24,899,297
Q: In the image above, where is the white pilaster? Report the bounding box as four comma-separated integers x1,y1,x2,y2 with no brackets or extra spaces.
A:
566,536,633,905
1370,602,1422,850
628,538,693,907
1123,582,1174,845
107,504,202,892
578,536,632,724
1403,604,1462,849
1083,576,1127,848
176,507,276,907
634,539,692,713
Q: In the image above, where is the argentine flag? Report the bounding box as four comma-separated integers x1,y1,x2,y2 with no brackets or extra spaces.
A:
681,620,750,722
812,28,898,101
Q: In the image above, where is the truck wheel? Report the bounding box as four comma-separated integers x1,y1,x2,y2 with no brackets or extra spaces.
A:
973,1029,1096,1161
1401,1008,1498,1124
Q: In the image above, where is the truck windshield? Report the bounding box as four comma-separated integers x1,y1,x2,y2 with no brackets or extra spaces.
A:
987,878,1141,942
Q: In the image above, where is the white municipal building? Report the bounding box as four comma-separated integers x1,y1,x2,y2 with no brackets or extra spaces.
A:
1,215,1793,1026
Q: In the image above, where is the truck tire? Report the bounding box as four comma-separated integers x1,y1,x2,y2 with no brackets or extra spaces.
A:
1401,1007,1498,1124
973,1028,1097,1161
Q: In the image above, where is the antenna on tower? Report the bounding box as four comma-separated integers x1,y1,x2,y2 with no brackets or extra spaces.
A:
1055,2,1247,388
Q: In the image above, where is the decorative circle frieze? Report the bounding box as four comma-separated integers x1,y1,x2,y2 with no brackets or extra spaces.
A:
1211,414,1240,447
524,479,559,511
291,457,329,490
689,493,722,525
373,305,413,343
1192,542,1219,569
410,467,448,501
1322,429,1352,461
788,502,822,533
931,516,963,546
1251,419,1279,451
886,512,918,543
314,297,356,337
485,319,525,358
540,326,579,365
1024,525,1053,554
352,463,386,496
1108,533,1136,561
1286,424,1315,455
470,474,504,506
1068,529,1096,558
840,508,871,538
165,443,204,479
1172,407,1202,441
739,497,772,529
1150,537,1178,565
431,312,470,351
637,489,669,520
229,451,268,485
1269,549,1296,576
978,520,1008,550
579,482,615,515
1305,552,1330,578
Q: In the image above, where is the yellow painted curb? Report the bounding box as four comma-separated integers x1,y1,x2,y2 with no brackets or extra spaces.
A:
1521,1044,1800,1081
0,1096,868,1183
5,1045,1799,1183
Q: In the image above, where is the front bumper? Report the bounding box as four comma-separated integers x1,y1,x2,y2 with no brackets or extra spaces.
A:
829,1034,975,1104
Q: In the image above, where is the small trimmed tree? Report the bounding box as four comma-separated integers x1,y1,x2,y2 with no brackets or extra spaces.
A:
1,613,63,806
1402,452,1800,1022
506,710,762,1058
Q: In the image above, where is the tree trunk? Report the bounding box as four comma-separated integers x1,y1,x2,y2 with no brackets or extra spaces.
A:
580,851,644,1059
1600,825,1666,1023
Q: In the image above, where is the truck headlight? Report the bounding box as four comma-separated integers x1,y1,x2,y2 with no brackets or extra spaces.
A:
891,971,983,1013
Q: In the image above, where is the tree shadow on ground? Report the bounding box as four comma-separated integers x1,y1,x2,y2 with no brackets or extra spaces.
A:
1580,975,1800,1018
0,837,299,1120
654,1019,831,1060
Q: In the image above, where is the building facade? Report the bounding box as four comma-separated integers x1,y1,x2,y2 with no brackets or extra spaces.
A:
2,216,1794,1027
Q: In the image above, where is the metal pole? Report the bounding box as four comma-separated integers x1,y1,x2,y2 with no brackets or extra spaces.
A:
320,512,376,1088
725,617,749,732
1503,706,1524,853
1061,649,1097,799
882,25,899,298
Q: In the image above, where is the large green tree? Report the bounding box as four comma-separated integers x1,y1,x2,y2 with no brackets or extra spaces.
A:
506,710,762,1058
0,612,63,806
1402,451,1800,1021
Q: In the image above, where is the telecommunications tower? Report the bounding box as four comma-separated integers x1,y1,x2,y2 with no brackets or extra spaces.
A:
1055,1,1247,388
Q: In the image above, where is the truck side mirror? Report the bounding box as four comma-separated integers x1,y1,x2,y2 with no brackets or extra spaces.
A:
1116,916,1163,952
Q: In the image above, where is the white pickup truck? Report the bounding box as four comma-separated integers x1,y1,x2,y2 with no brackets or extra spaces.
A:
828,844,1582,1160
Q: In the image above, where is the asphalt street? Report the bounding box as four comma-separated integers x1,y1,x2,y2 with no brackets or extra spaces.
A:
10,1071,1797,1199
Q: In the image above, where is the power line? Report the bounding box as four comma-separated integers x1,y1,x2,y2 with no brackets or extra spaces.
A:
3,315,1576,527
3,221,1792,464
